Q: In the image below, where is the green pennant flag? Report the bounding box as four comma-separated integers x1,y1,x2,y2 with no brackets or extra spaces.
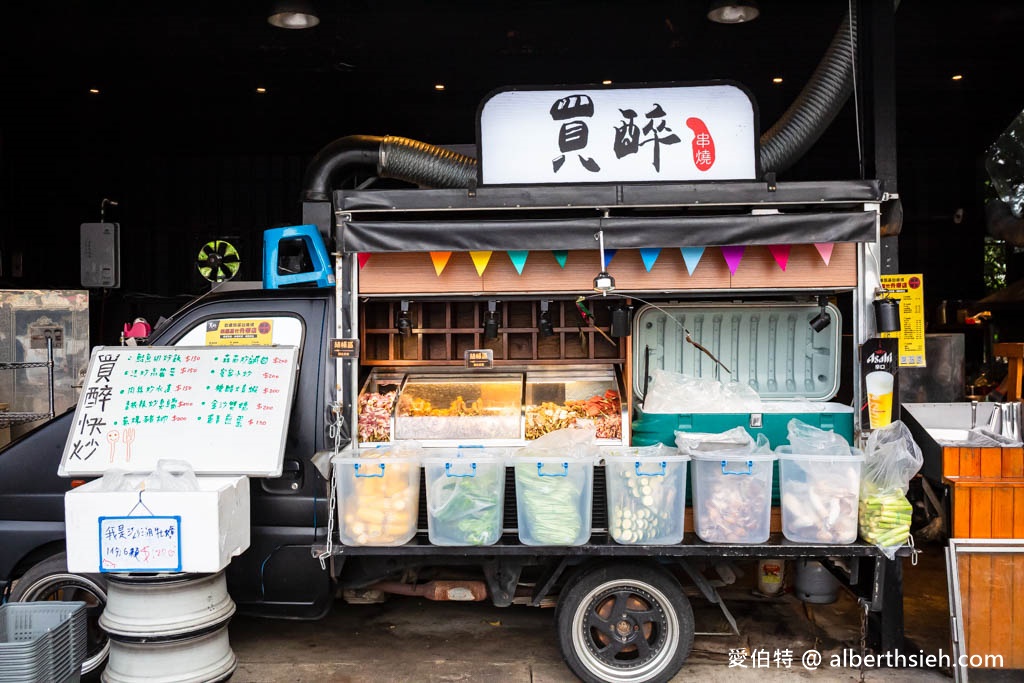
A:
508,251,528,274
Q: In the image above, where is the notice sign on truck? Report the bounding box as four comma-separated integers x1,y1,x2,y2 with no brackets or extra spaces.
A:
205,319,273,346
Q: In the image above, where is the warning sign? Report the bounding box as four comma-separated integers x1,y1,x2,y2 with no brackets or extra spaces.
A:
880,274,926,368
205,319,273,346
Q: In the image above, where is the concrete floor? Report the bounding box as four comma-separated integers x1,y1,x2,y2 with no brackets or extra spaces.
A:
228,539,960,682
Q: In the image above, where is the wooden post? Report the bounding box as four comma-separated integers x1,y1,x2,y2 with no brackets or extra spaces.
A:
994,343,1024,401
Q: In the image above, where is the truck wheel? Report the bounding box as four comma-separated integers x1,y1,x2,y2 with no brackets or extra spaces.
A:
10,552,109,678
556,562,694,683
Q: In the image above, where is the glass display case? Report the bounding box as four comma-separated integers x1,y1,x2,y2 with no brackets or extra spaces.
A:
357,366,625,446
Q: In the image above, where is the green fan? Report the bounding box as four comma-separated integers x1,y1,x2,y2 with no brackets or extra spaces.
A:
196,240,241,282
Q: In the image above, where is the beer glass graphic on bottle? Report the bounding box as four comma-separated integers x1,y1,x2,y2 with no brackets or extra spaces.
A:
866,371,894,429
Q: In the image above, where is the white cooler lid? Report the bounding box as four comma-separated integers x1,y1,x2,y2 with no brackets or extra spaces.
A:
59,345,298,477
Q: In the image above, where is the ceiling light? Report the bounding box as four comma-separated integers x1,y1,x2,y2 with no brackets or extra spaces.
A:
809,295,831,333
539,300,554,337
255,87,267,94
951,74,963,81
707,0,759,24
268,1,320,29
88,88,100,94
434,84,445,91
772,77,783,84
602,80,613,85
396,300,412,337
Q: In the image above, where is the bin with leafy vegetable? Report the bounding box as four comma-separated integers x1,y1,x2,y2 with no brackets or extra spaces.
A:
513,426,596,546
424,449,505,546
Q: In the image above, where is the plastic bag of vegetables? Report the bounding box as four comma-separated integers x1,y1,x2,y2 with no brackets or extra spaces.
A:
513,426,597,546
859,421,923,559
424,448,505,546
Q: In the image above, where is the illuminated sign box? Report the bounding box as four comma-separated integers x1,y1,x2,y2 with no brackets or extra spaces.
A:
478,82,758,185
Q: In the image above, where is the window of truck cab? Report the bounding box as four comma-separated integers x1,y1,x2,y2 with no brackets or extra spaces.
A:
173,316,304,349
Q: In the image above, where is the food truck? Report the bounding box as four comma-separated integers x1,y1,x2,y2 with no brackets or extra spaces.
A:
1,11,922,681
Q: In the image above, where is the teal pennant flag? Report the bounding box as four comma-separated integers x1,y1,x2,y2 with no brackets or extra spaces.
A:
553,250,569,268
508,251,528,274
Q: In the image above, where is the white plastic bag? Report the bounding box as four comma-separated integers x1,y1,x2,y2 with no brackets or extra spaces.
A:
787,418,851,456
859,421,923,559
644,369,762,414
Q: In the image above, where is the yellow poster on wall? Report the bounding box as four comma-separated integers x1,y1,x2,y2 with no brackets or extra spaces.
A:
879,274,926,368
204,319,274,346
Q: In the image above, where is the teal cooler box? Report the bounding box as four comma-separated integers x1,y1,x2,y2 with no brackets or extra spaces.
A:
630,302,853,502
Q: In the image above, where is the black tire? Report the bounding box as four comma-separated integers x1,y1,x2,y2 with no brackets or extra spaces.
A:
556,562,694,683
10,552,109,678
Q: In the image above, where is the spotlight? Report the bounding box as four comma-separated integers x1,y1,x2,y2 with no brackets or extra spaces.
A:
539,301,555,337
396,300,412,336
610,305,632,338
873,297,901,333
593,230,615,295
484,300,500,340
809,295,831,333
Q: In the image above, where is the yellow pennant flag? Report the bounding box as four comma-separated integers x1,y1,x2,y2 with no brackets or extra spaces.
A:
430,251,452,276
470,251,493,276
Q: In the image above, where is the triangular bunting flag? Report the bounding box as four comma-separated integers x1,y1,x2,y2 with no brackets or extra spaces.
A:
604,249,617,268
553,250,569,268
470,251,493,276
357,253,371,270
639,248,661,272
767,245,791,271
680,247,705,275
508,250,529,275
430,251,452,276
721,246,746,275
814,243,834,266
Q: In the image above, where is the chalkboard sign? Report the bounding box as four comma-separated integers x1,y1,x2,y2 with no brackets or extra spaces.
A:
59,346,298,477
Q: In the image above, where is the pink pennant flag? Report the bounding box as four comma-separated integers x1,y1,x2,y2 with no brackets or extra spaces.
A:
814,243,834,266
430,251,452,276
639,248,661,272
721,246,746,275
357,253,371,270
508,251,528,274
767,245,791,271
553,250,569,268
470,251,493,276
680,247,705,275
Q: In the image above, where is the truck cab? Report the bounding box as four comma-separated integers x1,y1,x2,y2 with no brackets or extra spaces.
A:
0,287,337,675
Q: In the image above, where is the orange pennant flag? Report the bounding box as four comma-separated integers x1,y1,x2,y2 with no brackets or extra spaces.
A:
430,251,452,276
470,251,493,276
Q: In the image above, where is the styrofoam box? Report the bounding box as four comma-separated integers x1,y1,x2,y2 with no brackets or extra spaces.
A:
65,476,250,574
777,446,864,544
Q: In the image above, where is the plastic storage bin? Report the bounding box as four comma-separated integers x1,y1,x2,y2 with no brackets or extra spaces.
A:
777,446,864,544
334,449,421,546
690,447,776,543
424,449,505,546
514,455,594,546
0,601,87,683
605,448,689,545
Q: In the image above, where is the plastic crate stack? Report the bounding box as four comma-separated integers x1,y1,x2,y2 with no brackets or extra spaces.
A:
0,601,87,683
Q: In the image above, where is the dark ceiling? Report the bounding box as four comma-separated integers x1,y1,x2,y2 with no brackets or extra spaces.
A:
1,1,1024,319
4,1,1022,155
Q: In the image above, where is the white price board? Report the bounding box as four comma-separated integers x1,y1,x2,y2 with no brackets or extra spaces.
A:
99,515,182,573
59,346,298,477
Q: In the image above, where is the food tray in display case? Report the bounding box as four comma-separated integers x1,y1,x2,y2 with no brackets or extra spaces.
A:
357,365,626,447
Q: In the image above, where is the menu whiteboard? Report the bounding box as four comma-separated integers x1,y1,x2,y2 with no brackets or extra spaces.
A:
59,346,298,477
